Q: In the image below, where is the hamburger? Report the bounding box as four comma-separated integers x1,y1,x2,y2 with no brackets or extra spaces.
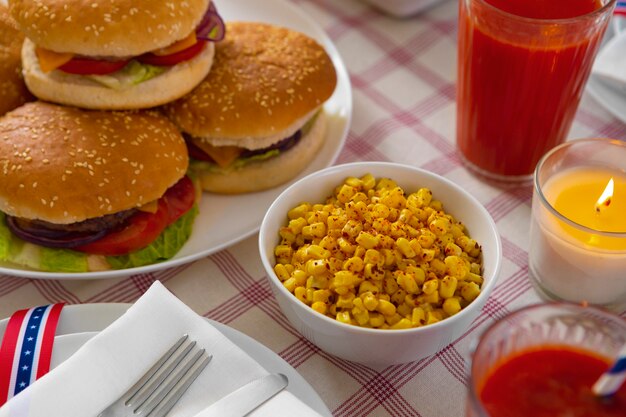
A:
0,3,33,116
9,0,225,110
0,102,198,272
163,22,337,194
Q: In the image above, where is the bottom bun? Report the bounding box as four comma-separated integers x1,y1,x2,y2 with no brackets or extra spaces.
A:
195,112,327,194
21,39,214,110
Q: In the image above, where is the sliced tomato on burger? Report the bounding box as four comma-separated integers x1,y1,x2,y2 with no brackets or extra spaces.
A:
75,176,196,256
162,175,197,222
138,40,207,67
58,57,131,75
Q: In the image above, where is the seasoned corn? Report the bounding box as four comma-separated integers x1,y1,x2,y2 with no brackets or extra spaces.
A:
272,173,484,330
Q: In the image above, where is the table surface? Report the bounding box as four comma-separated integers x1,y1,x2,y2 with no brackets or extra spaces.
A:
2,1,626,416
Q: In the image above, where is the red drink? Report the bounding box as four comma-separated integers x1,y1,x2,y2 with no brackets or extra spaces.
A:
479,347,626,417
456,0,614,180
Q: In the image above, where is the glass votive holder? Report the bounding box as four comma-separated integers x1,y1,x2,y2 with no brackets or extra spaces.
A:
466,303,626,417
528,138,626,310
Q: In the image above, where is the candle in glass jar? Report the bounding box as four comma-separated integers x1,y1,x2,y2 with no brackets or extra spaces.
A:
529,166,626,307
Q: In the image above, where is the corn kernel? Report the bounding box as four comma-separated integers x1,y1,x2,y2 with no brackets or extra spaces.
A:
461,282,481,302
361,292,378,311
274,244,293,260
364,263,385,280
396,237,416,258
313,289,331,303
311,301,327,315
294,286,307,303
353,309,370,326
391,318,412,330
369,312,385,327
377,299,396,316
288,203,310,220
336,311,352,324
343,256,364,273
336,293,355,309
274,264,290,281
443,297,462,316
426,311,440,325
439,275,458,299
411,307,426,326
396,271,419,294
359,280,380,295
422,279,439,295
445,255,468,279
305,259,327,276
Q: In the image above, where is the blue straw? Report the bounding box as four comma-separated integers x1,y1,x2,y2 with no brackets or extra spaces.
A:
592,345,626,397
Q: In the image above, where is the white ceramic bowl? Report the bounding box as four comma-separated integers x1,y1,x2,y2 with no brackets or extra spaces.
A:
259,162,502,366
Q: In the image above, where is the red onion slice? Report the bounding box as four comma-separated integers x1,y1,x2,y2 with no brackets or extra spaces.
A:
196,2,225,42
5,216,108,249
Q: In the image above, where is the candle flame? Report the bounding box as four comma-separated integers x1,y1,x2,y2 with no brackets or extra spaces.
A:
595,178,614,212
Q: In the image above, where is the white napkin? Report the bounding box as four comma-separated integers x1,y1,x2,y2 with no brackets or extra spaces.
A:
592,30,626,94
0,281,322,417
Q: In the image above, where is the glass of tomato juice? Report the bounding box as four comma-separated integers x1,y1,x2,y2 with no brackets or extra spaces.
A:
456,0,616,182
466,303,626,417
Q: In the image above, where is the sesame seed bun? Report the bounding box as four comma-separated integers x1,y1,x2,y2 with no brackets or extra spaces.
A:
21,39,215,110
0,102,189,224
0,4,33,116
193,111,328,194
163,21,337,143
9,0,210,57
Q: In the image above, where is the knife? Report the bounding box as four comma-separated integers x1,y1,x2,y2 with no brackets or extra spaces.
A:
194,373,289,417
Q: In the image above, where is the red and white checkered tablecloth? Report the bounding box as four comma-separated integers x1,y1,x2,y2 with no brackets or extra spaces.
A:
1,0,625,416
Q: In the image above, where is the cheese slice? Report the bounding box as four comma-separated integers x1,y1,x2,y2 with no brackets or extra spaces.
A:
35,47,74,73
192,139,243,168
137,200,159,213
152,33,198,56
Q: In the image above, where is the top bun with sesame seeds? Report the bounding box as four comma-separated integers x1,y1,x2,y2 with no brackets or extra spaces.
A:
163,22,337,194
9,0,226,110
0,101,189,223
0,4,33,116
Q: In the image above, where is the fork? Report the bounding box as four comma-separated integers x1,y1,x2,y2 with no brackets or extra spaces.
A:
98,335,212,417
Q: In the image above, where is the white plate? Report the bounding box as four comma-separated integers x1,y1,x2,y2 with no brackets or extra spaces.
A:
587,16,626,124
0,0,352,280
0,304,332,417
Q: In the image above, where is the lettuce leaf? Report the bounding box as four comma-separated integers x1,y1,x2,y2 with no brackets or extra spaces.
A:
87,60,165,90
0,206,198,272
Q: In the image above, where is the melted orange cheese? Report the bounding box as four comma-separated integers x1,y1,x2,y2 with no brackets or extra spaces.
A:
137,200,159,213
192,139,243,168
35,47,74,73
152,33,198,56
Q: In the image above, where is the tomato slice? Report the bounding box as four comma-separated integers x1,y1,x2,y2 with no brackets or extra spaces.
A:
75,176,196,256
58,58,130,75
162,176,196,222
138,41,206,67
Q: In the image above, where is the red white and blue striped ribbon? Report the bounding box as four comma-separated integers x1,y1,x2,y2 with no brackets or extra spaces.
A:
616,1,626,16
0,304,64,406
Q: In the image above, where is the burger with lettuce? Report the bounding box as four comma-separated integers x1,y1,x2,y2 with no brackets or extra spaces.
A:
163,22,337,194
0,102,198,272
9,0,224,110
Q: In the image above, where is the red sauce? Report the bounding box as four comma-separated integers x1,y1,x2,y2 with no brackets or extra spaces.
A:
479,347,626,417
456,0,607,177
